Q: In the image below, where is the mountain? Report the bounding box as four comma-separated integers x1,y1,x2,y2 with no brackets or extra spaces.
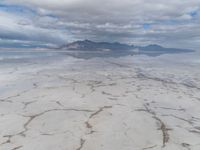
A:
139,44,193,53
60,40,134,51
59,40,194,56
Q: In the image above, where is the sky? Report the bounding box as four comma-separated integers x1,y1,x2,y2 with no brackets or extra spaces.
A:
0,0,200,49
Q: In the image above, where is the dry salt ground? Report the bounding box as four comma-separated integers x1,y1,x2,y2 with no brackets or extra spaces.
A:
0,52,200,150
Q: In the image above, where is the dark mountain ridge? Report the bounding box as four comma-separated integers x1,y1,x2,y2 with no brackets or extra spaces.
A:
59,40,194,57
60,40,134,51
60,40,193,52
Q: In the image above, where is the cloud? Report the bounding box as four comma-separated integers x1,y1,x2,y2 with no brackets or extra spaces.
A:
0,0,200,49
0,9,71,47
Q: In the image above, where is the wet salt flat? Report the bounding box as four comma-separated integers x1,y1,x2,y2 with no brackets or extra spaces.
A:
0,50,200,150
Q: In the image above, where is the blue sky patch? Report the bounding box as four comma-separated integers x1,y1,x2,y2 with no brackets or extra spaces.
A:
189,11,198,17
143,23,151,30
0,3,36,15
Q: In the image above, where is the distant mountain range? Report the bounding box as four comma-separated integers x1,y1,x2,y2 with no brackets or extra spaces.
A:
59,40,194,56
60,40,134,51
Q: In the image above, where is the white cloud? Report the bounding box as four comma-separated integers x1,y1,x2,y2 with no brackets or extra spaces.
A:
1,0,200,49
0,11,72,45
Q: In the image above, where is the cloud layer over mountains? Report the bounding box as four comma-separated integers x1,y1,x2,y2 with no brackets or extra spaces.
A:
0,0,200,49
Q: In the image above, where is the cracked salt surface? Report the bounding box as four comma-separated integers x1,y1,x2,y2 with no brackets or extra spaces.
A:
0,51,200,150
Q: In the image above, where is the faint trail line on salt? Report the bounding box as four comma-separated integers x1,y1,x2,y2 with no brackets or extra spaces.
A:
136,71,200,91
135,104,171,147
85,106,113,134
76,138,86,150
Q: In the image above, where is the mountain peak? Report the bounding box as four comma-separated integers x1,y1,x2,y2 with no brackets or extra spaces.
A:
147,44,162,48
84,39,92,42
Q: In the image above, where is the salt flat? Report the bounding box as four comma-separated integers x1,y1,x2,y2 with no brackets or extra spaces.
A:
0,52,200,150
